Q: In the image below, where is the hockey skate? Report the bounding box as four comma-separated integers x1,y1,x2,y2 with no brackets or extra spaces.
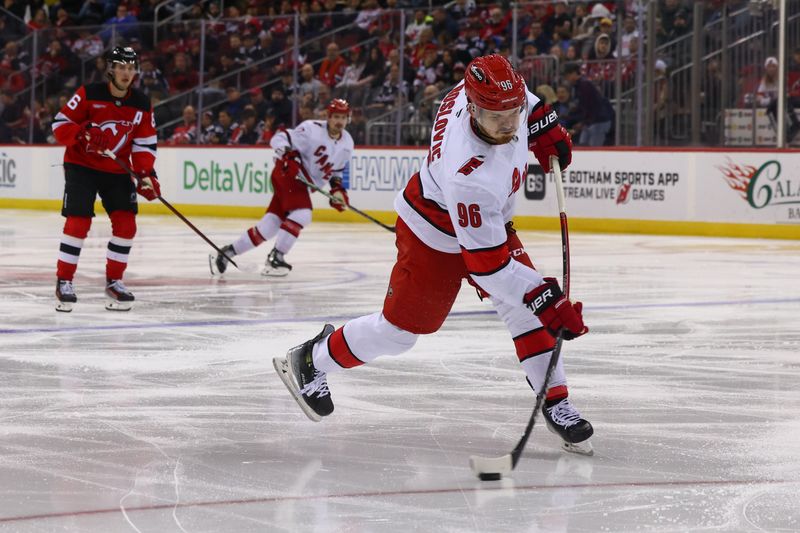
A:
542,397,594,456
105,279,134,311
209,244,235,275
55,279,77,312
262,248,292,277
273,324,335,422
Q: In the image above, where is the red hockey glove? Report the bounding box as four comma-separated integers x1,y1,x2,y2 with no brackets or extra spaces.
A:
279,150,302,177
136,169,161,201
524,277,588,340
527,103,572,173
329,177,349,212
79,122,112,153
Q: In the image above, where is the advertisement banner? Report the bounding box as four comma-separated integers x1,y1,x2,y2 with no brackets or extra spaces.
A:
515,152,691,220
0,147,32,198
701,153,800,224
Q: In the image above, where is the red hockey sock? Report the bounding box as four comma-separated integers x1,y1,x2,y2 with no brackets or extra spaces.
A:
56,216,91,281
545,384,569,404
106,210,136,281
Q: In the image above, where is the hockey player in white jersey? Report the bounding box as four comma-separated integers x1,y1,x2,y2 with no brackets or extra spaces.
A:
210,99,354,276
274,55,593,455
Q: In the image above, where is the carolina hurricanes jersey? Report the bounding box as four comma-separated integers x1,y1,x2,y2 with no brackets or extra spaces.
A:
52,83,157,174
395,80,544,306
271,120,354,189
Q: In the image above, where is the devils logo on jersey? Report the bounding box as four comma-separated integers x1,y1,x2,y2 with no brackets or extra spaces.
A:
96,120,134,154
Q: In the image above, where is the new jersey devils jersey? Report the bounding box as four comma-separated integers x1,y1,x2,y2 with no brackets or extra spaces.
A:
395,80,544,306
271,120,354,189
52,83,157,175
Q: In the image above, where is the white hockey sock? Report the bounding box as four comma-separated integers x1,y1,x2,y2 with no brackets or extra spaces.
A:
275,209,311,254
312,312,418,374
232,212,281,255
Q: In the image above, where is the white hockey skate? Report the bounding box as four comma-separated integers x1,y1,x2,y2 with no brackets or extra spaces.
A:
542,397,594,456
105,279,134,311
55,279,77,312
262,248,292,277
273,324,335,422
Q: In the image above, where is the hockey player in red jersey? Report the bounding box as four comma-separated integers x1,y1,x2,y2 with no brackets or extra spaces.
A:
275,55,594,455
209,99,354,277
51,46,160,312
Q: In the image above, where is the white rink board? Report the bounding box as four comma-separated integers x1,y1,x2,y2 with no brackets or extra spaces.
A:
1,145,799,226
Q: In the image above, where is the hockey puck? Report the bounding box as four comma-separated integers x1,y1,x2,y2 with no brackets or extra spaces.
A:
478,472,502,481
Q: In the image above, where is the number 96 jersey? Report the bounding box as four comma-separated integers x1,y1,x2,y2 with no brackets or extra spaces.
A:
394,80,544,306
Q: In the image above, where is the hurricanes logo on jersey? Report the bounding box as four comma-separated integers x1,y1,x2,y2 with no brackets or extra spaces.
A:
98,120,133,154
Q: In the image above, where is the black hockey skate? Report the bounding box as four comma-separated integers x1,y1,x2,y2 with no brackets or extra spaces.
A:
209,244,235,275
105,279,134,311
55,279,77,312
262,248,292,277
273,324,335,421
542,397,594,456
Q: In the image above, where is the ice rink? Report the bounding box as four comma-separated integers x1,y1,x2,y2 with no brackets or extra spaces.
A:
1,208,799,532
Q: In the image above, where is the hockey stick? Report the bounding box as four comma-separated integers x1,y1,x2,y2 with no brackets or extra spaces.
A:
102,149,239,268
294,164,396,233
469,155,569,480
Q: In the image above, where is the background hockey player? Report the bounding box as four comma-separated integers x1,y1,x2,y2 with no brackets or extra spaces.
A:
210,99,355,277
51,46,160,312
274,55,594,455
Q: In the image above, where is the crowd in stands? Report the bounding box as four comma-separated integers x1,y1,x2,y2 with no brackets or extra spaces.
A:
0,0,795,147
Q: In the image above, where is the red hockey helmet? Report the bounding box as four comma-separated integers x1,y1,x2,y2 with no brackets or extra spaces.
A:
464,54,526,111
326,98,351,117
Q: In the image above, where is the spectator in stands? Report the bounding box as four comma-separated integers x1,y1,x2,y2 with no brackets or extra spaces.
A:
756,56,779,107
166,52,198,94
0,89,25,143
405,10,429,46
435,49,457,87
616,14,639,58
101,3,139,44
258,111,277,145
224,86,246,122
406,83,438,145
78,0,106,25
198,110,218,144
414,44,440,93
139,57,169,96
562,62,614,146
482,6,512,47
167,105,197,145
354,0,382,39
546,1,572,37
452,61,466,84
553,84,578,134
217,108,238,144
71,28,104,61
248,87,269,119
28,8,49,30
319,42,347,88
299,63,324,102
431,7,459,42
449,0,477,24
526,20,551,56
232,108,259,144
37,41,77,95
367,63,407,116
267,86,293,127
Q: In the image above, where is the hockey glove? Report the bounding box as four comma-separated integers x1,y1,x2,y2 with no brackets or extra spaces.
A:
328,177,349,212
527,103,572,173
524,277,588,340
79,122,112,153
136,169,161,201
279,150,302,178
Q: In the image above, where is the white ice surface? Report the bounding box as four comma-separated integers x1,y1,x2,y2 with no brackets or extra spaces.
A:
1,209,799,532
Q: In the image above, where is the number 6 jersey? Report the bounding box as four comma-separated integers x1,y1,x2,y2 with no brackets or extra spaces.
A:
395,80,545,306
52,82,157,174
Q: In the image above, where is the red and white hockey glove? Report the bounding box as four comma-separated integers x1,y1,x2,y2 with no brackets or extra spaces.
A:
79,122,112,154
279,149,302,178
136,169,161,201
524,277,588,340
528,103,572,173
329,177,349,212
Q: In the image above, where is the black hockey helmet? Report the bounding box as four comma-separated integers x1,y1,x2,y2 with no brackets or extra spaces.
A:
107,46,139,71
